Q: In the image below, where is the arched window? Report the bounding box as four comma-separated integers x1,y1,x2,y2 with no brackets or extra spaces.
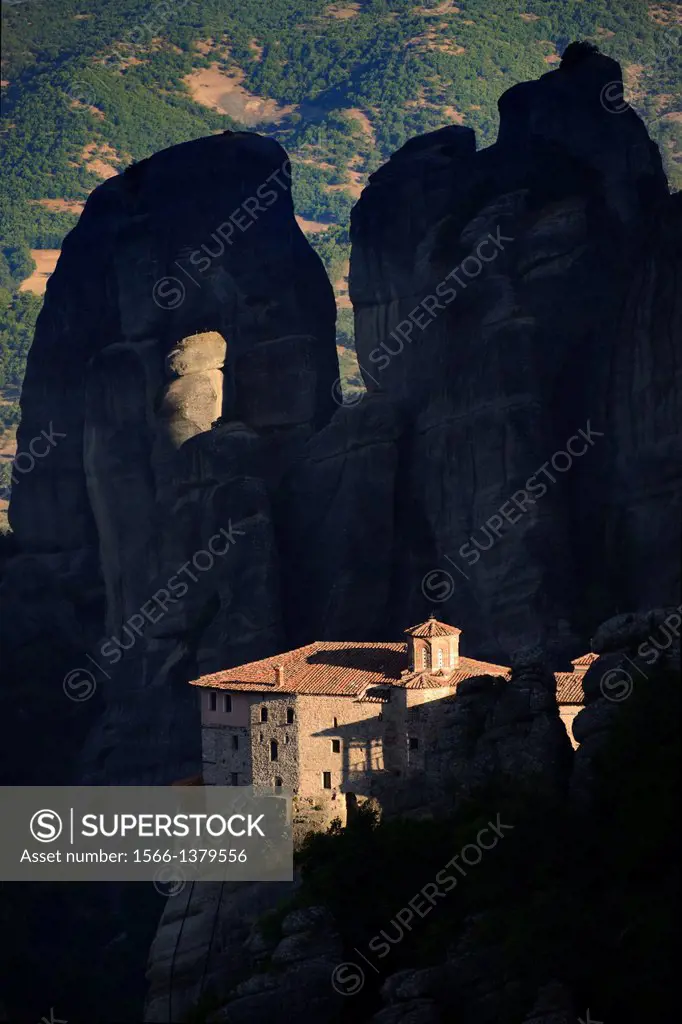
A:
421,648,428,669
274,776,283,788
437,648,444,668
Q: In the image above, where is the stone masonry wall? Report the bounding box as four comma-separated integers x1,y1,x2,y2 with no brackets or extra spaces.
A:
296,695,386,800
249,694,300,791
202,723,253,787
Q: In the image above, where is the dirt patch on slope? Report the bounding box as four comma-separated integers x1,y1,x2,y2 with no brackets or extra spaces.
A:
413,2,461,15
82,141,120,178
69,98,106,118
18,250,60,295
344,107,376,142
443,105,465,123
296,215,331,234
324,3,362,18
185,64,297,125
406,31,466,55
31,198,85,215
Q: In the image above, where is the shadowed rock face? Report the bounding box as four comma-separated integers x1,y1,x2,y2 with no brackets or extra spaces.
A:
3,130,338,789
326,46,680,661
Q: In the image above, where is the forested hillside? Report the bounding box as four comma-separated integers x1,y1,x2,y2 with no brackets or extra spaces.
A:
1,0,680,505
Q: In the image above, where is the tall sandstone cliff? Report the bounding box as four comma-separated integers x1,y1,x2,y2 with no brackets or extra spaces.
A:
0,47,680,1023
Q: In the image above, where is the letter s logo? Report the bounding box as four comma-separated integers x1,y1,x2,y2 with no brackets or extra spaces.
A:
30,809,63,843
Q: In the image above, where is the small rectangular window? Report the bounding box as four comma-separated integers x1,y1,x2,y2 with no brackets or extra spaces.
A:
260,707,268,722
331,739,341,753
322,771,332,789
223,693,232,712
286,707,295,724
231,772,238,786
333,716,338,728
409,737,419,750
259,732,264,743
274,776,283,788
270,739,278,762
209,691,217,711
232,735,239,750
378,712,383,721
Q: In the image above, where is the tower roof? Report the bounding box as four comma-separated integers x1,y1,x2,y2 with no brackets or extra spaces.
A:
404,614,462,638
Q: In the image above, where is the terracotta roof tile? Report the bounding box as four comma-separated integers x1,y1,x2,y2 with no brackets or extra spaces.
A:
190,642,407,697
571,652,598,672
190,640,589,704
401,657,510,688
191,643,508,697
405,616,462,638
555,672,585,704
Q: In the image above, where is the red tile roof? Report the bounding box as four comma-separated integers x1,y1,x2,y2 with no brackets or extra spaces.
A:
190,638,593,706
571,652,598,672
554,652,595,703
405,616,462,638
190,642,508,697
191,642,407,697
401,657,510,687
555,672,586,704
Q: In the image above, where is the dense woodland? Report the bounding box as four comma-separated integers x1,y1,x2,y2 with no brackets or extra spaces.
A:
0,0,680,466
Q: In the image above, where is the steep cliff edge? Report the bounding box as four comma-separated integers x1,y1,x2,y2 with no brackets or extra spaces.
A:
319,43,680,660
3,130,337,789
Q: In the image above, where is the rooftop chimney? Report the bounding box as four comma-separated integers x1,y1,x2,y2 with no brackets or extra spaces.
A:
274,665,284,686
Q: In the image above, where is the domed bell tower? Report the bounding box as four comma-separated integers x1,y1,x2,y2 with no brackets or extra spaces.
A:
404,612,462,673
